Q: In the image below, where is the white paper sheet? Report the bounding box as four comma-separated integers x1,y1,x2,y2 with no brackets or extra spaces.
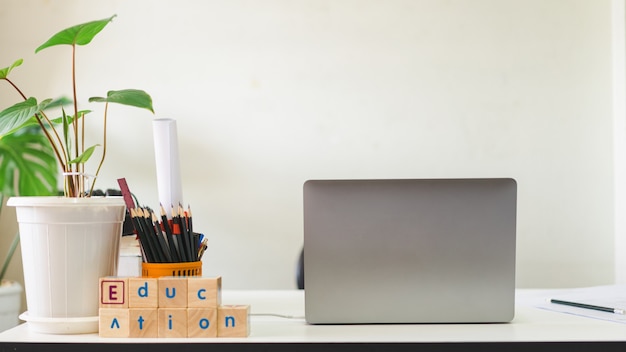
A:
536,284,626,324
153,118,183,216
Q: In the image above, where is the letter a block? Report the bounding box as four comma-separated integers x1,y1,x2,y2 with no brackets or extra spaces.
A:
99,277,128,308
217,305,250,337
158,277,188,308
187,276,221,308
99,308,130,337
129,308,158,338
129,277,158,308
187,308,218,337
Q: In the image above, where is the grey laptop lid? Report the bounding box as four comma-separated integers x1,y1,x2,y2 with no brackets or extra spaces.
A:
303,178,517,324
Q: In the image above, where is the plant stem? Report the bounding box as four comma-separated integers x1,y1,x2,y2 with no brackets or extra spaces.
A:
2,78,28,100
71,44,82,196
3,78,70,192
90,102,108,196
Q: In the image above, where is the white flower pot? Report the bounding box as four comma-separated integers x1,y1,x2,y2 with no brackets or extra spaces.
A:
7,196,126,334
0,280,22,332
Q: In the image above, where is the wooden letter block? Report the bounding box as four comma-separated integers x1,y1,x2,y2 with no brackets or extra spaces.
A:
158,308,187,338
187,276,222,308
129,308,158,338
99,277,128,308
99,308,130,338
217,305,250,337
187,308,217,337
158,277,188,308
129,277,158,308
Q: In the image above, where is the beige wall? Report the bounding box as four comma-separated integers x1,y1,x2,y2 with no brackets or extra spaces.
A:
0,0,616,290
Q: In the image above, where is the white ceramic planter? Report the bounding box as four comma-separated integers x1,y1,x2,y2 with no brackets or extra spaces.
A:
7,196,126,334
0,280,22,332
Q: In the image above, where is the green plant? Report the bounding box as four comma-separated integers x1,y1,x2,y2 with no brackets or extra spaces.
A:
0,14,154,198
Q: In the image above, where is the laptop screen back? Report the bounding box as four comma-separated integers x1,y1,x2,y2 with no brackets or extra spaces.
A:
303,178,517,324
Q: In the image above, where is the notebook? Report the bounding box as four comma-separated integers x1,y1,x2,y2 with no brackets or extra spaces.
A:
303,178,517,324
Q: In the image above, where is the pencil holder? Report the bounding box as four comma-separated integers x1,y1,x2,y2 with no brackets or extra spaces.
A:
142,261,202,278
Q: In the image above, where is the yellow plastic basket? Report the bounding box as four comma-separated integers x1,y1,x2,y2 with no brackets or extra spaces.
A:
141,261,202,278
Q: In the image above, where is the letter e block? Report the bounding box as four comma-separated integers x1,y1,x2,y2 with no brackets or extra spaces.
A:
129,277,158,308
187,276,222,308
158,308,188,338
99,277,128,308
217,305,250,337
158,277,188,308
99,308,130,338
187,307,217,338
129,308,158,338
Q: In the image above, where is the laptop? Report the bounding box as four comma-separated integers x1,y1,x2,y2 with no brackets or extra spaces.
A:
303,178,517,324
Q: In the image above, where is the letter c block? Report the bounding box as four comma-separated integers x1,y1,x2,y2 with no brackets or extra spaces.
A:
187,276,222,308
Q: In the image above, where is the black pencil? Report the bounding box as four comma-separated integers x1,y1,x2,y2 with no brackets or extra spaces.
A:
138,208,166,263
160,204,181,262
130,208,155,262
550,299,625,315
151,211,173,263
174,205,191,262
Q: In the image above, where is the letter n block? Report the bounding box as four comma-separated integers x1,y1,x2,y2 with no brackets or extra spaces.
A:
158,277,188,308
217,305,250,337
99,277,128,308
187,308,217,337
187,276,222,308
158,308,188,338
99,308,130,338
129,277,158,308
129,308,158,338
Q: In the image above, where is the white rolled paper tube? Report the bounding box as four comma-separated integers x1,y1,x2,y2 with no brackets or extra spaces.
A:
153,118,183,216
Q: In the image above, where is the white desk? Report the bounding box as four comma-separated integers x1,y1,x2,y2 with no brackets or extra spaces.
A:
1,289,626,351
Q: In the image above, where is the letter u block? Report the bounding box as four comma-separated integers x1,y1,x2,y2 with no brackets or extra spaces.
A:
217,305,250,337
129,278,158,308
158,277,188,308
187,276,222,308
99,308,130,337
99,277,128,308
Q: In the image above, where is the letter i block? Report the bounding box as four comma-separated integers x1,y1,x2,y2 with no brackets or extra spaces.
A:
158,308,188,338
129,277,158,308
158,277,188,308
99,277,128,308
129,308,158,338
187,308,218,337
187,276,222,308
99,308,130,338
217,305,250,337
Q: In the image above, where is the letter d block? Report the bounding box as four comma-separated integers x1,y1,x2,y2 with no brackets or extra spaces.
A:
158,277,188,308
187,276,222,308
217,305,250,337
99,308,129,338
129,277,158,308
99,277,128,308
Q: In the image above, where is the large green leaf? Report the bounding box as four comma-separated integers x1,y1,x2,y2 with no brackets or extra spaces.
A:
89,89,154,113
0,127,58,196
0,98,52,136
35,15,116,53
0,59,23,79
